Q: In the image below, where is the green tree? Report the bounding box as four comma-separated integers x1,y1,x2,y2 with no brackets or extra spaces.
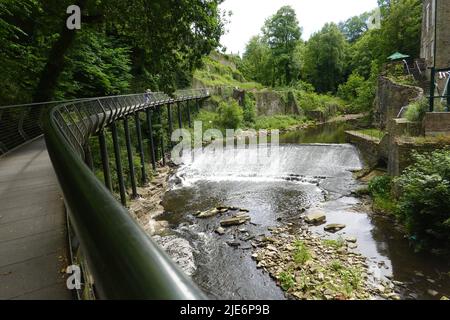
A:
241,36,273,86
262,5,302,86
378,0,422,59
303,23,347,93
0,0,226,103
338,12,371,43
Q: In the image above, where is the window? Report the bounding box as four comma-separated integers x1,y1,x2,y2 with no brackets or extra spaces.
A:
431,0,436,27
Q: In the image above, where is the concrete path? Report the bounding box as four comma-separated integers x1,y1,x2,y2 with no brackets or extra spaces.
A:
0,138,72,300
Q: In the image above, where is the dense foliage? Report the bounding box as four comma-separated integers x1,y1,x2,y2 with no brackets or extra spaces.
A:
396,150,450,253
0,0,225,104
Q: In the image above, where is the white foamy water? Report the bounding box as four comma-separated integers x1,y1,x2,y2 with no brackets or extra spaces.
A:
174,144,363,186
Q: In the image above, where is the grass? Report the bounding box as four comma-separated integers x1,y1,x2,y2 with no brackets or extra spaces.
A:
293,240,311,265
278,271,295,291
193,56,264,90
356,128,385,140
339,267,363,296
254,115,309,130
329,260,344,272
326,261,363,297
372,195,397,214
322,238,346,250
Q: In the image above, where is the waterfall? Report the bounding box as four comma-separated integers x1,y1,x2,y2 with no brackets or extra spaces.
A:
175,143,363,185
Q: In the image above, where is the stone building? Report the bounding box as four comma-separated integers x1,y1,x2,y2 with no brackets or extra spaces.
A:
421,0,450,70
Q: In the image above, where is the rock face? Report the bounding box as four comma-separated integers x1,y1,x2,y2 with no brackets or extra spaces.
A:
254,91,301,116
153,235,196,276
305,210,326,225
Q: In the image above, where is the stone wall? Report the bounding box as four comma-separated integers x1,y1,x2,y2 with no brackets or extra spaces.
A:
345,131,382,168
423,112,450,136
388,137,449,176
253,91,301,116
374,76,423,129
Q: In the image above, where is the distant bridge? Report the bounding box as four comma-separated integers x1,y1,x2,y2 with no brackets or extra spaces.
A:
0,90,210,299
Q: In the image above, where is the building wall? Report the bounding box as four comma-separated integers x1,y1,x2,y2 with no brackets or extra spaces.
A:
421,0,450,69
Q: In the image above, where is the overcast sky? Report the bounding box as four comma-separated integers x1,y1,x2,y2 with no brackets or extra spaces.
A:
219,0,378,55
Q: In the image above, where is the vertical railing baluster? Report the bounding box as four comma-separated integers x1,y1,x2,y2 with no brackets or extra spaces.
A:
98,130,113,191
177,102,183,129
186,100,192,128
167,103,174,147
123,117,138,199
111,122,127,206
158,106,166,166
84,143,94,171
146,109,157,171
135,112,147,185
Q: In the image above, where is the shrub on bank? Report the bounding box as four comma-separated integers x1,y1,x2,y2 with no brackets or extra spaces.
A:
368,150,450,254
395,150,450,254
404,97,429,122
216,100,244,130
368,175,397,214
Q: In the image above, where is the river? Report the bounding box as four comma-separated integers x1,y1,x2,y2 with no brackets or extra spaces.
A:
158,121,450,300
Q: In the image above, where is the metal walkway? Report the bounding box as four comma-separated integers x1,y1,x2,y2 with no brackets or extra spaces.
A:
0,138,72,300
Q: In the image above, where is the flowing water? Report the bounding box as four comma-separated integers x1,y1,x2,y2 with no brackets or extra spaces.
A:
160,121,450,300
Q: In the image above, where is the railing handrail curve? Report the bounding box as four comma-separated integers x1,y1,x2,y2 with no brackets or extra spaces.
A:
43,89,210,299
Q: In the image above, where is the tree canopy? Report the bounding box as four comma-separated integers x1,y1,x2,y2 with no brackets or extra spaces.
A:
0,0,225,104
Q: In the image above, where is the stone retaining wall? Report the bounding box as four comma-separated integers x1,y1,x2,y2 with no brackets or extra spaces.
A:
345,131,382,168
374,76,423,129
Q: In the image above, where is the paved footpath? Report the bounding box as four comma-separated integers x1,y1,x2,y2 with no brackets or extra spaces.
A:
0,138,73,299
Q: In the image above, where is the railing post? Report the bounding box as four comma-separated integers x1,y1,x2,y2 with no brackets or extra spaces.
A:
167,103,174,147
158,106,166,166
430,67,435,112
196,98,200,112
186,100,192,128
98,130,113,191
177,102,183,129
84,142,95,172
146,109,157,171
111,122,127,206
123,117,138,199
134,112,147,185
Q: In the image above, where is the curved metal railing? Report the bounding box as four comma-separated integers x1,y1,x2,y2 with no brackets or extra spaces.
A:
43,89,209,299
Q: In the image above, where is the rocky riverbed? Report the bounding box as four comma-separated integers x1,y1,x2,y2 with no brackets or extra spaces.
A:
252,224,402,300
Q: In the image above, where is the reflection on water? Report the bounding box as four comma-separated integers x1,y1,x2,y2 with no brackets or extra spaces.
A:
161,121,450,300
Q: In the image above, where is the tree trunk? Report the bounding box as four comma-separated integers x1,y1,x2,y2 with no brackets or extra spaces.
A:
33,0,87,102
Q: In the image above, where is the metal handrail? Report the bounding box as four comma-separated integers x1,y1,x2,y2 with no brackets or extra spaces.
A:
43,89,209,299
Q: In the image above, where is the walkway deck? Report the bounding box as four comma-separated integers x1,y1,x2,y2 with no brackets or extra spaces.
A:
0,138,72,300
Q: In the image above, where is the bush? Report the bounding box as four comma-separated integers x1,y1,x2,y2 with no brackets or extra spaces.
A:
368,175,393,196
337,72,375,113
368,175,397,214
395,150,450,253
405,97,429,122
242,93,256,125
216,100,244,130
